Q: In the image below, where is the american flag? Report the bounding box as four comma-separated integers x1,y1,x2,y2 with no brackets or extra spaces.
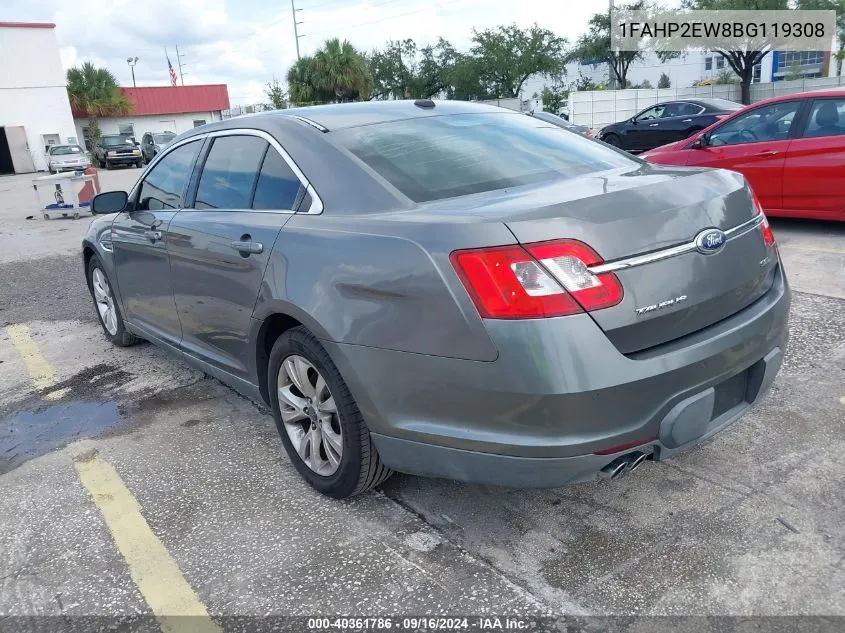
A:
167,54,178,87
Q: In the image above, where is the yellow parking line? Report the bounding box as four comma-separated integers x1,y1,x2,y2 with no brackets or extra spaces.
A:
5,324,69,400
75,452,221,633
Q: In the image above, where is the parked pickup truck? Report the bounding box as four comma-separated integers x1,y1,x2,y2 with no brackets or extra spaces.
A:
93,135,143,169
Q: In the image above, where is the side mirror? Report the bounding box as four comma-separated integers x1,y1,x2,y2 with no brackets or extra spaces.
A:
92,191,128,215
691,134,708,149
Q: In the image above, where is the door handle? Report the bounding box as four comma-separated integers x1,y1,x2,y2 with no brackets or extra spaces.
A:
649,123,659,127
144,229,162,242
753,150,779,157
682,118,692,122
230,240,264,255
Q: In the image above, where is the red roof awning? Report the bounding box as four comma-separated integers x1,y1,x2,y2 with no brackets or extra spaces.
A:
72,85,230,118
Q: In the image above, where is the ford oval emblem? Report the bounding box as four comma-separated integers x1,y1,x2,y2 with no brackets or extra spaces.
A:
695,228,727,255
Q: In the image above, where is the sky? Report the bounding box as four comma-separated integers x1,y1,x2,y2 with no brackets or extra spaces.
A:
4,0,616,106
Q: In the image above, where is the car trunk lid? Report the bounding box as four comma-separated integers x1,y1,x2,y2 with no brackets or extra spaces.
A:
488,166,776,354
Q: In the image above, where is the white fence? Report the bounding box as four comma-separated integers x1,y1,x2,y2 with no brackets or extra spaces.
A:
571,75,845,129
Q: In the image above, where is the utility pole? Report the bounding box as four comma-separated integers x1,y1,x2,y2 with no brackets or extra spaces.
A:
291,0,304,60
608,0,617,90
175,43,187,86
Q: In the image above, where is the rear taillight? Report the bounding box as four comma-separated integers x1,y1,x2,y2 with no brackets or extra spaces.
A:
585,129,593,137
450,240,623,319
751,190,775,246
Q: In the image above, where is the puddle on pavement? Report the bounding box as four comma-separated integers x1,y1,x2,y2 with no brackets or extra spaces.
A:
1,401,122,474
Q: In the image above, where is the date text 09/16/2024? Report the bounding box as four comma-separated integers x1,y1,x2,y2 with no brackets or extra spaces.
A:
307,617,534,631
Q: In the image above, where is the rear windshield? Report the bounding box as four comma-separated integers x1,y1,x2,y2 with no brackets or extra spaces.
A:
153,134,175,144
697,98,744,111
335,113,634,203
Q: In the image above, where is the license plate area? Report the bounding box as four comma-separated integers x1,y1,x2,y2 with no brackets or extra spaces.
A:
712,368,750,419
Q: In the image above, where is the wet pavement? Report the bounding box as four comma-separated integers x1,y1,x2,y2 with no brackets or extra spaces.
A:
0,169,844,620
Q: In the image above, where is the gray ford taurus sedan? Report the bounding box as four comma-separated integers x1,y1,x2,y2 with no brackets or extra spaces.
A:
82,100,790,498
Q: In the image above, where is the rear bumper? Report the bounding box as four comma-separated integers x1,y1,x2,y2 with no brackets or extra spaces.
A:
323,264,790,487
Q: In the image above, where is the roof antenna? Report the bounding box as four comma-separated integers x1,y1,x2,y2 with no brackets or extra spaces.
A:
414,99,435,109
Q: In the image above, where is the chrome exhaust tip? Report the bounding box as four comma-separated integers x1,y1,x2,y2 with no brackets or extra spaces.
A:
628,451,649,472
599,459,630,481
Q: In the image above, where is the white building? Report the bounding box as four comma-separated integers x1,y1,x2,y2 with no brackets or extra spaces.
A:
0,21,78,174
73,85,230,149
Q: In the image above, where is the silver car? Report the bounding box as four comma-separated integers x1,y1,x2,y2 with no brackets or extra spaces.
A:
47,144,90,173
82,100,790,498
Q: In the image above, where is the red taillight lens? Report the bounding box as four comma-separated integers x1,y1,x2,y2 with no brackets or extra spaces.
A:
450,245,582,318
585,129,593,137
450,240,623,319
525,240,624,313
751,190,775,246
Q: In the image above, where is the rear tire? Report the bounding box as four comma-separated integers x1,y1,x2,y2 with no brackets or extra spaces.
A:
268,326,393,498
86,255,138,347
602,133,621,147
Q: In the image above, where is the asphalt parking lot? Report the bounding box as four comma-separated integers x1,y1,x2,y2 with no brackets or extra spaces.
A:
1,167,844,623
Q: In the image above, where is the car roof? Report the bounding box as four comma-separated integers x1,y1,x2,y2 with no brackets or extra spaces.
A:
263,100,517,131
753,87,845,105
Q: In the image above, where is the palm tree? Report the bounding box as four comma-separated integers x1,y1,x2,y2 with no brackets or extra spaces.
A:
287,56,321,105
66,62,132,148
310,39,373,102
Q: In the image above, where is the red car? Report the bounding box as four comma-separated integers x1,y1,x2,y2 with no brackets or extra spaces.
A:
641,89,845,221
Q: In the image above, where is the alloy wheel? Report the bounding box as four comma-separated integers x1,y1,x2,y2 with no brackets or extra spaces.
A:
91,268,118,336
277,355,343,476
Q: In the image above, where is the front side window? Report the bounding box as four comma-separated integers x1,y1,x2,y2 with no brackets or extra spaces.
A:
803,98,845,138
335,112,637,204
136,140,201,211
708,101,800,147
252,148,303,210
636,105,665,121
195,135,267,210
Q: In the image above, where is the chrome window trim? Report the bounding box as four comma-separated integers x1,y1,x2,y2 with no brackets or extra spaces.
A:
588,214,764,274
286,114,329,133
135,127,323,215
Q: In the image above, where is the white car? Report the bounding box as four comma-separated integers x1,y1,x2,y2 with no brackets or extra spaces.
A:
46,144,91,174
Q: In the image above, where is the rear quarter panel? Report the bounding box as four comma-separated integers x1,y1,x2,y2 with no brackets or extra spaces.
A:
253,214,520,362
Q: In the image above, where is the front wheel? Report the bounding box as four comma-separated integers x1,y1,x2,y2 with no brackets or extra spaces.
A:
602,133,621,147
268,326,393,498
87,255,138,347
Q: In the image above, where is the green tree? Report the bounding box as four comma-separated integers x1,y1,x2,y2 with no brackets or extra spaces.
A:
286,56,324,105
714,68,740,84
541,85,569,113
470,24,568,97
634,79,654,88
794,0,845,76
264,77,287,109
369,39,438,99
658,72,671,88
286,39,373,105
311,38,373,102
568,2,677,91
682,0,789,104
66,62,131,150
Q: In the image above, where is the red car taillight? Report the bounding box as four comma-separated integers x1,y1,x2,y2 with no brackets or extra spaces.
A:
751,190,775,246
450,240,623,319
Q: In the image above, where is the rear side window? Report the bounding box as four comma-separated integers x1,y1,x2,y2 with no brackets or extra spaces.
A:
803,98,845,138
136,140,201,211
252,148,303,210
335,113,635,203
195,135,268,210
